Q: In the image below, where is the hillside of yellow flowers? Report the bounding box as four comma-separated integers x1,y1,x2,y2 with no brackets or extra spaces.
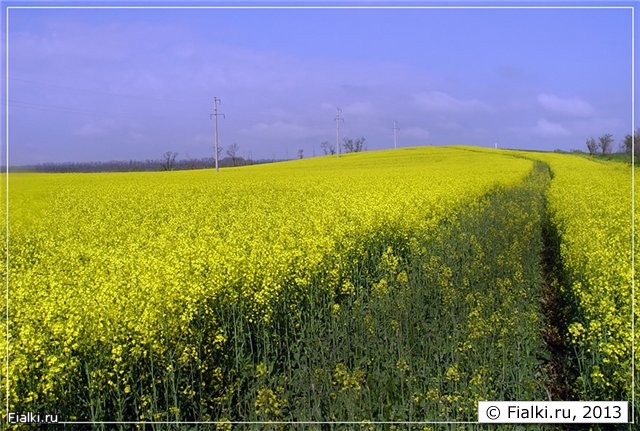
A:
0,146,634,426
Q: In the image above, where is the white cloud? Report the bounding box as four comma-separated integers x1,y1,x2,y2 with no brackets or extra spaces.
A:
402,127,430,140
128,131,150,143
572,117,622,135
435,118,462,131
413,91,491,114
74,120,118,138
74,120,149,144
343,101,377,116
245,121,321,139
194,134,210,145
532,118,571,137
537,93,596,117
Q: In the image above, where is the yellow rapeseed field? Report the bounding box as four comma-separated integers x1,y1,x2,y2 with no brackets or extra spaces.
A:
1,145,634,424
524,152,634,403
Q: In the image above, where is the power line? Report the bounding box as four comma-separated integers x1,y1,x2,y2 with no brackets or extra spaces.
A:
3,97,178,123
8,77,192,105
4,97,129,119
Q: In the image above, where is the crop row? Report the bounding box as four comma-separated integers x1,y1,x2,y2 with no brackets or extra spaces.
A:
2,148,537,423
3,146,633,426
526,152,635,407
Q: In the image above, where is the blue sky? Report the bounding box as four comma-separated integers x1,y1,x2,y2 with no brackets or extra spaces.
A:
4,3,636,164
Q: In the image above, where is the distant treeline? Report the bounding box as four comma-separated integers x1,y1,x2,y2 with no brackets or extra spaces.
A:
6,156,289,173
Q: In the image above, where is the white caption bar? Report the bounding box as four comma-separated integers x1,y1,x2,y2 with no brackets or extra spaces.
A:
478,401,628,424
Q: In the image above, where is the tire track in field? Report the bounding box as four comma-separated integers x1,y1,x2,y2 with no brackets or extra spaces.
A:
539,178,579,403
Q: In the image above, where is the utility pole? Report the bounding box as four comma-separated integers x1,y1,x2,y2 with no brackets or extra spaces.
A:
210,97,225,172
335,107,343,156
393,120,399,149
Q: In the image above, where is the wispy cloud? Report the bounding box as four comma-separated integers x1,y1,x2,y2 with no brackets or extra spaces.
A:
537,93,595,117
571,117,623,137
8,8,631,162
413,91,491,114
532,118,571,137
244,121,323,140
342,101,377,116
74,119,119,138
402,126,430,141
434,117,462,131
